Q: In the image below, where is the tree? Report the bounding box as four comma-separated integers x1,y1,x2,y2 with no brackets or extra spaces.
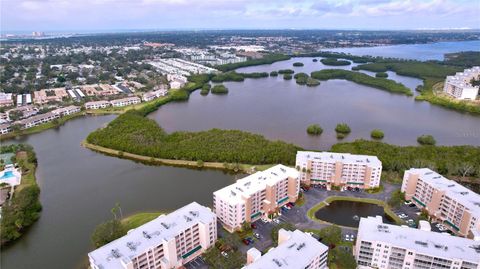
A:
388,189,405,207
317,225,342,247
417,135,436,145
335,123,351,134
306,124,323,135
371,129,385,139
91,219,124,248
331,247,357,269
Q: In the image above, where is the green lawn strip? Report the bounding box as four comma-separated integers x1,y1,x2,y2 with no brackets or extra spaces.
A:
121,212,165,231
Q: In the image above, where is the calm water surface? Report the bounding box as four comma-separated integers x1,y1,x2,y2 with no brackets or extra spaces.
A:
314,200,394,227
0,116,237,269
149,57,480,150
327,40,480,60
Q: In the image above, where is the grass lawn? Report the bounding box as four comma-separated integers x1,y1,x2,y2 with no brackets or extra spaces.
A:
121,212,165,231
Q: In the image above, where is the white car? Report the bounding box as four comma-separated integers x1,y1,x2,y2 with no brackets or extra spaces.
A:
273,219,280,224
221,251,228,258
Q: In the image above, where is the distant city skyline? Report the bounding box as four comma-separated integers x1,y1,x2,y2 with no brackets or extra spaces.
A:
1,0,480,32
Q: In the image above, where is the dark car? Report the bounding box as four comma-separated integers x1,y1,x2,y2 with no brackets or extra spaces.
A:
251,223,257,229
242,239,250,245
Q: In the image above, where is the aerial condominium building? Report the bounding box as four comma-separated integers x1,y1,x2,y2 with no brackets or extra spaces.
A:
88,202,217,269
296,151,382,190
401,168,480,238
244,229,329,269
443,66,480,100
356,216,480,269
213,164,299,232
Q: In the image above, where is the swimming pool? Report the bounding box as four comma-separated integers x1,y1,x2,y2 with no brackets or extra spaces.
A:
0,171,14,180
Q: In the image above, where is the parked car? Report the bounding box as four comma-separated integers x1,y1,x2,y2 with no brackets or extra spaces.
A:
409,203,416,208
254,233,261,239
288,202,295,207
273,218,280,224
242,239,250,245
404,200,412,205
221,251,228,258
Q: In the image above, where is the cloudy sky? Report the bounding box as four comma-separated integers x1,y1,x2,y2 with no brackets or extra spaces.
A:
1,0,479,32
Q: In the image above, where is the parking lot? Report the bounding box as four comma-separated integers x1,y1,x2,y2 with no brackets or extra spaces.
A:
184,256,208,269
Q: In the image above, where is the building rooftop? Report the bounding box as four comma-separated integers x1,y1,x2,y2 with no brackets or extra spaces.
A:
407,168,480,218
244,229,328,269
213,164,298,204
296,151,382,167
88,202,215,269
358,216,480,263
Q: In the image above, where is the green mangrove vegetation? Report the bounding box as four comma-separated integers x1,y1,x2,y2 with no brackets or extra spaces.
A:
332,139,480,178
354,55,480,114
306,124,323,135
293,62,304,67
0,144,41,246
278,69,295,74
216,54,291,72
211,71,268,83
86,110,301,165
311,69,412,96
283,74,293,80
200,83,211,96
269,71,278,77
417,135,436,146
375,72,388,78
211,84,229,94
320,58,351,66
370,129,385,139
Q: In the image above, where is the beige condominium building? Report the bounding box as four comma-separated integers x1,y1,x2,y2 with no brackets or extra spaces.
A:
402,168,480,238
88,202,217,269
213,164,299,232
356,216,480,269
244,229,329,269
296,151,382,190
443,66,480,100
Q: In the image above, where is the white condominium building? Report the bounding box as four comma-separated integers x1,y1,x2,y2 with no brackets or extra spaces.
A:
88,202,217,269
356,216,480,269
402,168,480,238
110,97,141,107
244,229,329,269
213,164,299,232
85,100,111,110
296,151,382,190
443,66,479,100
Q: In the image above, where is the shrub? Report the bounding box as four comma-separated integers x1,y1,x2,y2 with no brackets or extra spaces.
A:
293,62,304,67
294,72,309,79
306,78,320,87
283,74,293,80
211,85,229,94
278,69,294,74
370,129,385,139
270,71,278,77
335,123,351,134
417,135,436,146
200,84,211,96
320,58,351,66
375,72,388,78
306,124,323,135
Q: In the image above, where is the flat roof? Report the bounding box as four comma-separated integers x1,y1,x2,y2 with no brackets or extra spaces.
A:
296,151,382,167
213,164,298,204
358,216,480,263
88,202,215,269
407,168,480,218
244,230,328,269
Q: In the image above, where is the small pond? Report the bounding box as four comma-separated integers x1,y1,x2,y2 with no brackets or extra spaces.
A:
314,200,395,227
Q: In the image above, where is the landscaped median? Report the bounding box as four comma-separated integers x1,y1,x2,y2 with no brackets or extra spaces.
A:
306,196,403,227
82,141,275,174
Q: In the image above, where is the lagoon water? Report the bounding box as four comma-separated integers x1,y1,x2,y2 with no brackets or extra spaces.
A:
0,116,237,269
1,41,480,269
327,40,480,61
150,57,480,150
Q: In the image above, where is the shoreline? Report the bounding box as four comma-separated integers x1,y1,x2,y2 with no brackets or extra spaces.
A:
81,141,275,174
